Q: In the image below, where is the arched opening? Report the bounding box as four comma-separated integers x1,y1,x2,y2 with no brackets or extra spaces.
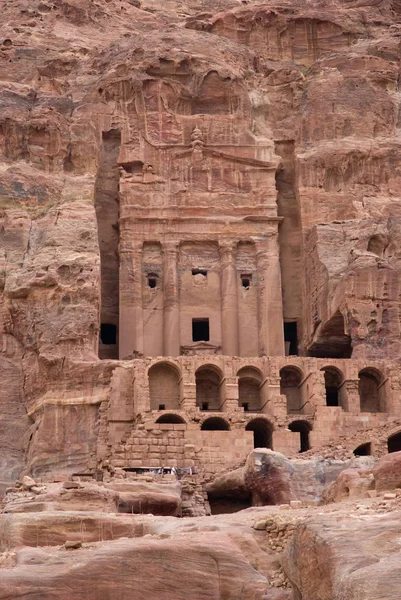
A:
289,420,311,453
201,417,230,431
358,368,383,413
245,418,273,449
353,442,371,456
237,367,263,412
280,366,303,414
367,234,386,257
155,414,185,425
387,431,401,453
196,365,223,411
321,366,343,407
148,363,180,411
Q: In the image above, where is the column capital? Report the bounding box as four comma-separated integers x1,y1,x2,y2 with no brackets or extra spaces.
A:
162,241,179,255
120,241,143,254
255,234,277,253
219,240,236,257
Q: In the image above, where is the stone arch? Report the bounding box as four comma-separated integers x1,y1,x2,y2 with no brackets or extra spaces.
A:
245,418,273,449
388,430,401,453
201,417,230,431
196,364,224,411
155,414,186,425
148,362,181,411
280,366,303,414
353,442,372,456
358,368,383,413
320,366,344,407
288,420,312,453
237,366,263,412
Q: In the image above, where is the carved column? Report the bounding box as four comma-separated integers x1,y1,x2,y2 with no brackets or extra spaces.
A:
219,242,239,356
256,235,285,357
119,241,143,359
163,242,180,357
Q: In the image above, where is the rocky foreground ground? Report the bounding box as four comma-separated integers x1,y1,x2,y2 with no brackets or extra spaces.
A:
1,449,401,599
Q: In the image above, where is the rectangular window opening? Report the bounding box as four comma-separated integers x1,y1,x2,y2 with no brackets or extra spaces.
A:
192,318,210,342
100,323,117,345
158,404,165,410
284,321,298,356
202,402,209,411
242,403,249,412
147,274,157,289
241,274,252,289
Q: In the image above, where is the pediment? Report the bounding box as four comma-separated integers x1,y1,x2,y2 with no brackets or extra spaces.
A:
180,342,222,356
173,146,276,170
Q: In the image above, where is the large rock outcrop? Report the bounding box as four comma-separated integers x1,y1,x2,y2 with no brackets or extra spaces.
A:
283,510,401,600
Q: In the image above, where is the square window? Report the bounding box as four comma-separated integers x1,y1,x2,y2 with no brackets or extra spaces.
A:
202,402,209,411
158,404,165,410
192,318,210,342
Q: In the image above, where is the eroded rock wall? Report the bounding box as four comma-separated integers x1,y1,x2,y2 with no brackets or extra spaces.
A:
0,0,400,482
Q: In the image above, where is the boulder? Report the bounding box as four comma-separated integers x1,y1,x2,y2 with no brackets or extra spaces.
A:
322,468,374,503
283,510,401,599
372,451,401,492
244,450,294,505
21,476,36,490
105,481,182,516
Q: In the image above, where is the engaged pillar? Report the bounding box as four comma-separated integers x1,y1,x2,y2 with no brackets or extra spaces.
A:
163,242,180,356
119,242,144,359
256,236,285,356
219,242,239,356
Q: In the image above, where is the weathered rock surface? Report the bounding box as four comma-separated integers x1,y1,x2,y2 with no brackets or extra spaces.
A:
0,0,399,486
372,450,401,492
106,480,182,515
322,467,375,503
0,511,139,550
283,510,401,600
0,534,268,600
208,449,367,506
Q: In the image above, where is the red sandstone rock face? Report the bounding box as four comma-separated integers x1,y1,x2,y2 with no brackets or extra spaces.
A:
0,0,401,498
283,510,401,600
322,467,375,502
372,450,401,491
0,534,268,600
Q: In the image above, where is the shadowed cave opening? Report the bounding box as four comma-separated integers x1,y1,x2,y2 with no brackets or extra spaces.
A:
353,442,371,456
307,311,352,359
207,493,252,515
388,432,401,453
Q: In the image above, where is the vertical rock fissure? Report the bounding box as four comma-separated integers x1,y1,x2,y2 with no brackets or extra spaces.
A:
95,129,121,359
275,140,303,356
